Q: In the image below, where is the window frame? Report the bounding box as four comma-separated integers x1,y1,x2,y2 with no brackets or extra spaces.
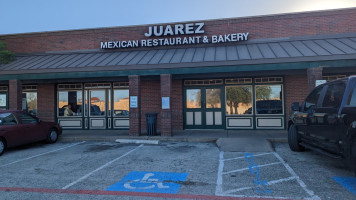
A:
22,91,37,116
225,85,253,116
113,89,130,117
254,84,284,115
186,89,202,109
57,90,83,117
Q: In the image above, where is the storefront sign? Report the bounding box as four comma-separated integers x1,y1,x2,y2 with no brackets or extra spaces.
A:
130,96,138,108
101,22,249,49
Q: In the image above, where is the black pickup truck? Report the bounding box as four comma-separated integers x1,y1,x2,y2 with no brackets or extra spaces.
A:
288,76,356,175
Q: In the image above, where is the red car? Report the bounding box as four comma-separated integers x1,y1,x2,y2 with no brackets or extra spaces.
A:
0,110,62,156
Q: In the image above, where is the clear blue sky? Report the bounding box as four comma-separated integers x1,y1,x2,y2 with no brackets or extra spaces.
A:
0,0,355,35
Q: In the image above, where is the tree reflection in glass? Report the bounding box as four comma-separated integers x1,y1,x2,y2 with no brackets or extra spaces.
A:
206,89,221,108
226,86,252,115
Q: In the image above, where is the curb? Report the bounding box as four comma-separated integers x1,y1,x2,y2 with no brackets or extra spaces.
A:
59,136,287,143
115,139,159,144
58,136,218,143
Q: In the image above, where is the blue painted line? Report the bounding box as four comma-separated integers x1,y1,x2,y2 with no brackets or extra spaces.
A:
244,153,272,194
332,176,356,196
107,171,188,194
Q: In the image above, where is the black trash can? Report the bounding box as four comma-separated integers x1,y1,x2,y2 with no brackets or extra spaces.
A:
145,113,158,136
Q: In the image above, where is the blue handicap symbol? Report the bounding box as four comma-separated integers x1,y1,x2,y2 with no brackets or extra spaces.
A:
107,171,188,194
332,176,356,196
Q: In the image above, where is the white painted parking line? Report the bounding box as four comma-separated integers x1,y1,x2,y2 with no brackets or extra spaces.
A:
223,176,297,194
223,152,273,161
215,151,224,196
0,141,86,168
267,176,296,185
273,152,321,200
222,161,282,175
62,144,144,190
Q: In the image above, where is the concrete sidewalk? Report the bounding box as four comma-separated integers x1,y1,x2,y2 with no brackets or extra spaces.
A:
59,129,287,152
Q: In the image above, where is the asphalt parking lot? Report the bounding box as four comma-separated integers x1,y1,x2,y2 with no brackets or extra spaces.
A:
0,141,355,200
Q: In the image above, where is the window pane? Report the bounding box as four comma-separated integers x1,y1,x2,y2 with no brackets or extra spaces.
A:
0,113,17,125
19,113,37,124
0,94,6,107
186,89,201,108
113,89,129,117
322,83,345,108
58,91,83,117
226,86,252,115
206,89,221,108
22,92,37,116
90,90,105,116
304,87,323,111
256,85,283,114
349,83,356,106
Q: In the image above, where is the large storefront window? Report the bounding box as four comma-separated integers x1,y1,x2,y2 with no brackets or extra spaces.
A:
226,86,252,115
113,89,129,117
58,91,83,116
22,92,37,116
255,85,283,114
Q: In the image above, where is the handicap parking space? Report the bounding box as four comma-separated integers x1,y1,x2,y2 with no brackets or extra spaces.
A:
217,151,319,199
0,141,356,200
64,142,220,196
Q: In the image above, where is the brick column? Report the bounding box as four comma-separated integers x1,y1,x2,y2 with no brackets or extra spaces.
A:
37,84,55,122
307,67,323,92
9,80,22,110
129,75,141,136
160,74,172,136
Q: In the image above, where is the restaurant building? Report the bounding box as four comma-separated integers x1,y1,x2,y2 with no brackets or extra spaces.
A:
0,8,356,136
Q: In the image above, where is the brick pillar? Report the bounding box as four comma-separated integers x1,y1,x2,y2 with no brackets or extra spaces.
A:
129,75,141,136
307,67,323,92
160,74,172,136
37,84,55,122
9,80,22,110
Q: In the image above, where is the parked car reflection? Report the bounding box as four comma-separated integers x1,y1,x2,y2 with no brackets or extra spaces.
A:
256,100,282,114
114,110,129,117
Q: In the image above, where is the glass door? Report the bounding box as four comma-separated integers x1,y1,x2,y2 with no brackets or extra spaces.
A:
184,87,224,129
85,89,108,129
